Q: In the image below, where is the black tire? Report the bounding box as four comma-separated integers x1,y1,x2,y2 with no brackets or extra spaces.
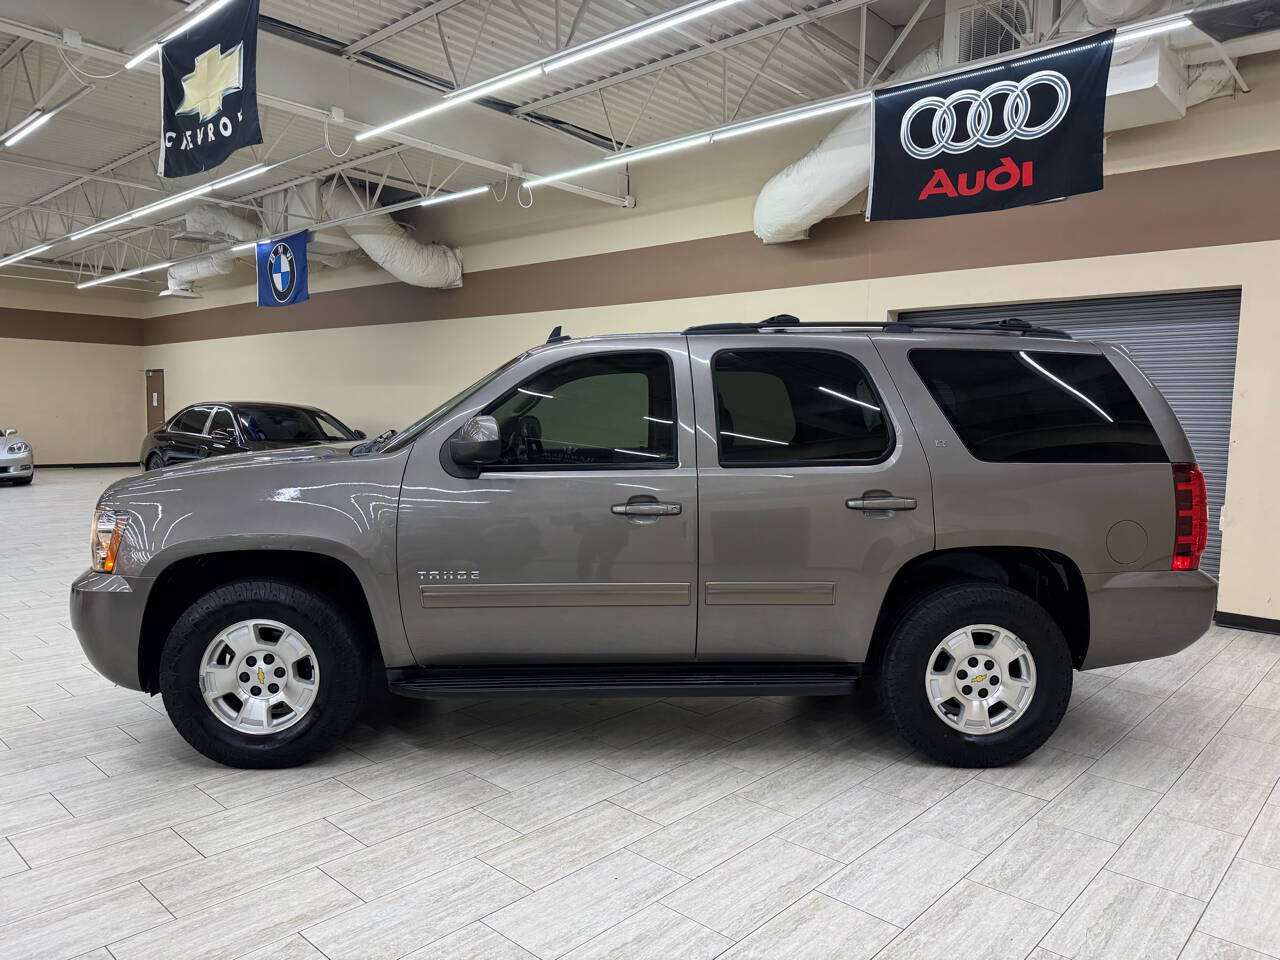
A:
876,582,1072,767
159,579,367,768
145,453,164,471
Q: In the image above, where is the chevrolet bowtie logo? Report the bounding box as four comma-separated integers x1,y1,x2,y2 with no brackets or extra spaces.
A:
256,667,265,684
177,43,244,122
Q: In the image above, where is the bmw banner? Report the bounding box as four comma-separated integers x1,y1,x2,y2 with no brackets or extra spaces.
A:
159,0,262,178
867,31,1114,221
256,231,309,308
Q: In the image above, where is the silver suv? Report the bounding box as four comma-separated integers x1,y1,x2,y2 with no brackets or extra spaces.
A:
70,316,1216,768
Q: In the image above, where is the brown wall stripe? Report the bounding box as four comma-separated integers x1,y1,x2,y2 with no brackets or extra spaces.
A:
0,307,144,345
4,149,1277,348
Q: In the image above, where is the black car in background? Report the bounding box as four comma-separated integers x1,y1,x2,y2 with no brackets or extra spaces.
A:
140,402,365,470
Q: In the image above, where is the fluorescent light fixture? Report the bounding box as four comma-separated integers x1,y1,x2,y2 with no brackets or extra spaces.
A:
443,66,544,103
231,240,259,253
124,44,158,70
2,86,95,149
0,243,52,268
356,68,545,141
545,0,751,72
76,261,174,290
1116,16,1191,42
355,0,750,142
713,94,871,142
420,184,490,206
70,213,134,241
525,134,710,188
126,0,235,69
68,164,266,241
3,111,50,147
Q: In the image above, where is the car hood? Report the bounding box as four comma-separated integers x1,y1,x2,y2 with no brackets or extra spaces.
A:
241,438,338,450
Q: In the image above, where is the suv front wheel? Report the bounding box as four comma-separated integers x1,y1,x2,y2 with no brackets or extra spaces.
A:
877,582,1072,767
159,579,367,768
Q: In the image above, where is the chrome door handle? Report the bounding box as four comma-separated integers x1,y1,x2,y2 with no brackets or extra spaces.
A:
846,495,917,512
612,501,682,516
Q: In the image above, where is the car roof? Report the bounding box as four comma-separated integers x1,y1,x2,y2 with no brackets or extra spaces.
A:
529,316,1077,349
185,401,328,413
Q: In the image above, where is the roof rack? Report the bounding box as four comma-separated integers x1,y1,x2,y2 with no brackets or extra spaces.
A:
682,315,1071,340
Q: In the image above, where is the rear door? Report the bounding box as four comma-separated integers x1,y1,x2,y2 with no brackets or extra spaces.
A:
397,338,700,664
688,334,934,662
164,406,213,465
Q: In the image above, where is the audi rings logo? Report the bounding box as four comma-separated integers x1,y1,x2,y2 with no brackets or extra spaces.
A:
899,70,1072,160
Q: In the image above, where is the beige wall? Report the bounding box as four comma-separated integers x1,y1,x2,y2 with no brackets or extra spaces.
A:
1,338,144,464
143,237,1280,619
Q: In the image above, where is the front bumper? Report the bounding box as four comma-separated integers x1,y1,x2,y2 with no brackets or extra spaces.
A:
69,569,151,691
1082,569,1218,669
0,450,33,479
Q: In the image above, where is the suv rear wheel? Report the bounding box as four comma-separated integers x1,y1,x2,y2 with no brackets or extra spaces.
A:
877,582,1072,767
159,579,367,768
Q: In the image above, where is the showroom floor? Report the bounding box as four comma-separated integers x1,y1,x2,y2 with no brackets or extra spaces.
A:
1,469,1279,960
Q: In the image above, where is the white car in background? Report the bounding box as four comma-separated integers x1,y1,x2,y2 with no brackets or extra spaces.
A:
1,428,33,485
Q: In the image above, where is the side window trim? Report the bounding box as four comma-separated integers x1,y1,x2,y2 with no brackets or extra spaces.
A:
479,350,680,473
709,346,895,469
209,405,238,440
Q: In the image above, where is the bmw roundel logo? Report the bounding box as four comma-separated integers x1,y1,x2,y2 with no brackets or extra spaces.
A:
268,242,296,303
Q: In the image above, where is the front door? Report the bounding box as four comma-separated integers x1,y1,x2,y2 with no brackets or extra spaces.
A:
688,334,935,663
145,370,165,432
397,339,699,664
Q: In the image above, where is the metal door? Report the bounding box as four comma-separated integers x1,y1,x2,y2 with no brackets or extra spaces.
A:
145,370,165,432
397,338,699,664
688,334,935,662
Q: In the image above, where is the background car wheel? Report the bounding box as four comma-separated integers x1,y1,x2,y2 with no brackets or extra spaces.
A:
159,578,367,768
876,582,1072,767
145,453,164,471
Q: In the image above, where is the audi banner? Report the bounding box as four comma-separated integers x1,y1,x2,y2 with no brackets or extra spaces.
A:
867,31,1115,222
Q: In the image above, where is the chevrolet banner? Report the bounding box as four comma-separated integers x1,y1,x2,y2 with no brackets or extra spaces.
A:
867,31,1114,221
159,0,263,178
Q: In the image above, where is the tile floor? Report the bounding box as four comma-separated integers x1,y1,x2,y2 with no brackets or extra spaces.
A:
2,467,1279,960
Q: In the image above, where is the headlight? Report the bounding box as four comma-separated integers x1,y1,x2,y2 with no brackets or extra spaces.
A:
5,441,27,454
91,508,128,573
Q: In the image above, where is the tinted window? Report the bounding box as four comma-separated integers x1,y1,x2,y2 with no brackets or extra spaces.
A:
170,408,209,434
910,349,1166,463
712,350,891,465
208,408,235,436
236,406,355,442
484,352,675,468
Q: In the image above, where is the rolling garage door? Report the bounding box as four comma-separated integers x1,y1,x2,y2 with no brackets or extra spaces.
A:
901,290,1241,576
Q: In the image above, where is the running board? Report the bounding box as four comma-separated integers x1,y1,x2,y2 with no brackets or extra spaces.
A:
387,662,861,699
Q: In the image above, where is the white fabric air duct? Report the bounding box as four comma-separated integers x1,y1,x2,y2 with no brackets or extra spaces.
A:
324,182,464,289
752,45,940,243
166,207,260,294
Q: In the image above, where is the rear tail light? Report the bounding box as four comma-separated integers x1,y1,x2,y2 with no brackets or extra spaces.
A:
1171,462,1207,571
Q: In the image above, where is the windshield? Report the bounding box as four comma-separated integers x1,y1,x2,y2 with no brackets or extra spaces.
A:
376,352,529,455
236,405,355,442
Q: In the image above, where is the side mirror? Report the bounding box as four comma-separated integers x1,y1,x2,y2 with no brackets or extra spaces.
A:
353,429,367,440
3,428,15,437
449,415,501,466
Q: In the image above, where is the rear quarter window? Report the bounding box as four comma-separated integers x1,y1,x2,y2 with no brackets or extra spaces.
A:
909,348,1167,463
